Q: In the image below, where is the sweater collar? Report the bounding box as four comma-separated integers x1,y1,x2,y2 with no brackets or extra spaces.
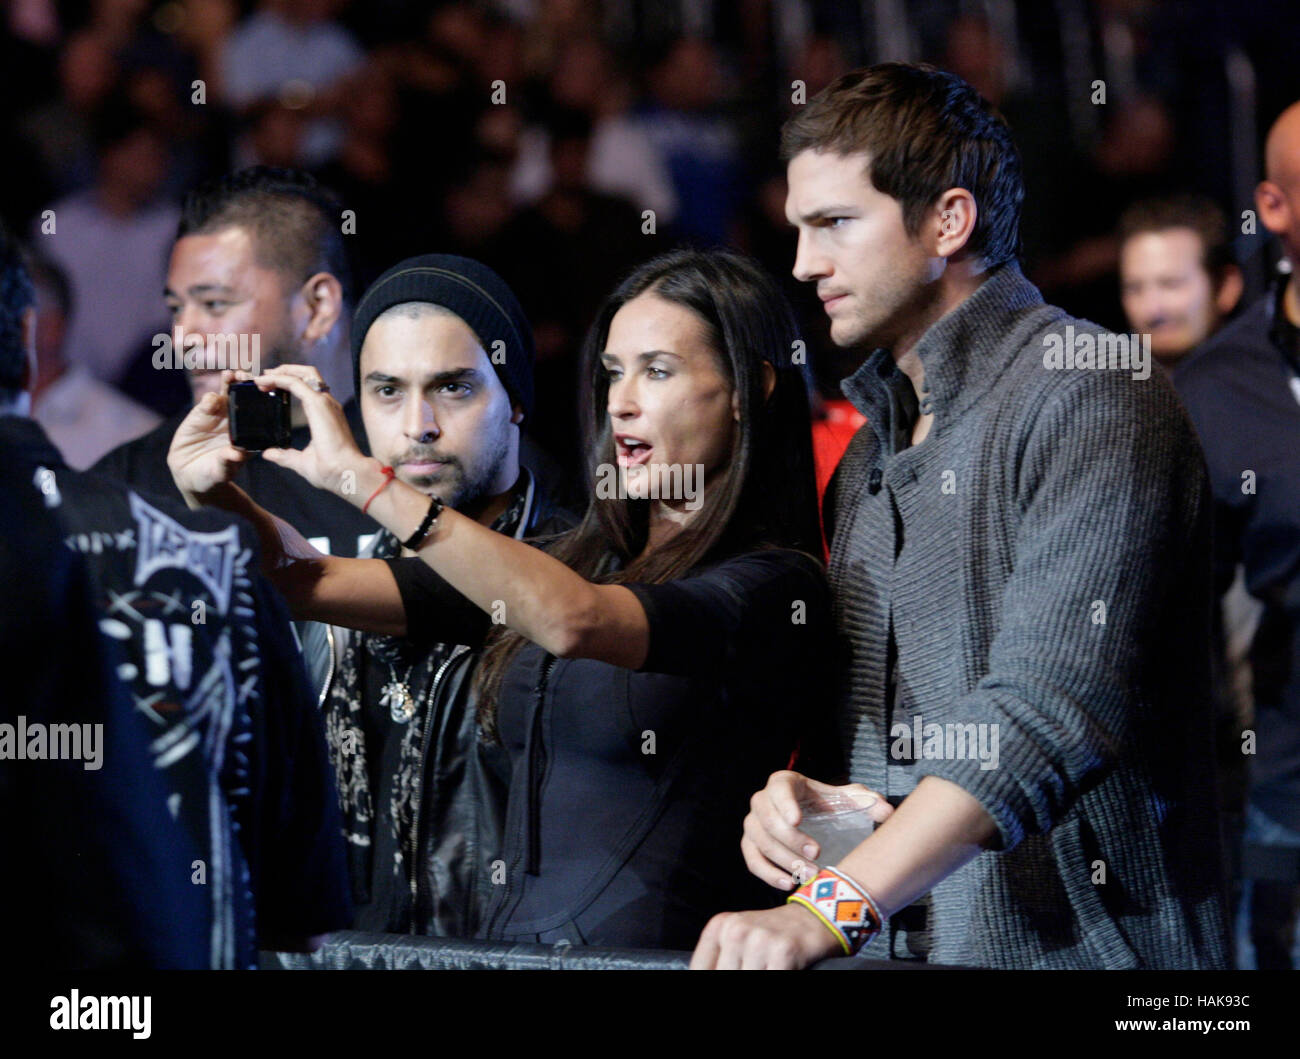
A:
841,264,1048,435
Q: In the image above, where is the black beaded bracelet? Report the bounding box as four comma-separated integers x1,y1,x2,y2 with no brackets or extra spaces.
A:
402,495,444,550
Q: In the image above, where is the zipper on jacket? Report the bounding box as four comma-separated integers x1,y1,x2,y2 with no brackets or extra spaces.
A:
485,651,554,938
316,624,337,710
525,654,555,876
407,643,470,932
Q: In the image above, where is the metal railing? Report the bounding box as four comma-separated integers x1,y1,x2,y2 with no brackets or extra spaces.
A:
262,931,956,970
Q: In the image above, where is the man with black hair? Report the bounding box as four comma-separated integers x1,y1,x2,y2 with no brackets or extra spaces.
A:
95,166,379,562
167,254,574,938
99,164,573,560
166,165,356,403
0,219,352,967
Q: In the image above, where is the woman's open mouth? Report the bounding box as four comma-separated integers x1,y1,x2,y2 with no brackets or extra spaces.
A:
615,435,654,468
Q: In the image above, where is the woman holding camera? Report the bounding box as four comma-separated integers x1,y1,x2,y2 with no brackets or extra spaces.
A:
169,248,837,949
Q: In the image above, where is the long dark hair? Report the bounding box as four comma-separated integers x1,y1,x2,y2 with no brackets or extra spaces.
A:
475,248,822,732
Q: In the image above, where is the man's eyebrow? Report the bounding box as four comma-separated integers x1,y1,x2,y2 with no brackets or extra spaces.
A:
429,367,485,383
363,368,486,385
163,283,240,299
789,205,860,225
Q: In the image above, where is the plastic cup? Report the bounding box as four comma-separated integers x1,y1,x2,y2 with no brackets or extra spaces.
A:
797,788,877,870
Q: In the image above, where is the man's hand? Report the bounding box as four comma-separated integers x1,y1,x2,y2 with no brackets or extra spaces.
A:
251,365,368,497
691,903,844,970
167,370,250,508
742,770,893,890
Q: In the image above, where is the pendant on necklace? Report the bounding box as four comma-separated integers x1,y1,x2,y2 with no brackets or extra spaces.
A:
380,680,416,723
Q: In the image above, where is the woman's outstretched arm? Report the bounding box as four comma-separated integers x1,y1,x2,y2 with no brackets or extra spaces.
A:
254,366,651,668
166,375,406,635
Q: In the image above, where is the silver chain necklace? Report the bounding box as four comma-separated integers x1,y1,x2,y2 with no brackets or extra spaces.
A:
379,662,419,723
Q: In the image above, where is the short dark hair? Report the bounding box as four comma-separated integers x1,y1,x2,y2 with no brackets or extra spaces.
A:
781,62,1024,268
0,219,35,399
177,166,353,305
1118,194,1235,280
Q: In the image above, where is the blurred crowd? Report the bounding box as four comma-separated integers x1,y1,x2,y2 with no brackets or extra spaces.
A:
4,0,1300,973
2,0,1298,470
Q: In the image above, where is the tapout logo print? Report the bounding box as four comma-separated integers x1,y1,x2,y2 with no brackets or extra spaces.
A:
130,493,242,615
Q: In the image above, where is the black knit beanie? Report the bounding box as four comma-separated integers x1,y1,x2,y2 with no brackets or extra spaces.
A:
350,254,535,418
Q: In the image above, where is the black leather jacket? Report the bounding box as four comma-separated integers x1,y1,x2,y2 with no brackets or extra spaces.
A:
300,469,574,936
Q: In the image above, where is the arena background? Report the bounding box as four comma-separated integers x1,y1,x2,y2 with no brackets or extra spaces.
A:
3,0,1300,980
3,0,1298,472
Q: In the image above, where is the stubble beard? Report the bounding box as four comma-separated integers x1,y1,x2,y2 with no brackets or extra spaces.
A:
455,424,514,518
831,296,897,353
405,419,514,519
834,272,945,355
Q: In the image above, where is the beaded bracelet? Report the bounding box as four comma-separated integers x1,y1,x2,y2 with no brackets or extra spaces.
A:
787,866,884,956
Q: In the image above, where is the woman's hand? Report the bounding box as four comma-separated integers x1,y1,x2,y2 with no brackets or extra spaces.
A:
248,365,369,499
741,771,893,890
167,369,251,508
691,902,845,970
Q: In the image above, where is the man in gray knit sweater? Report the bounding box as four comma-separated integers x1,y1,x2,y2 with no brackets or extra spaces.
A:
692,63,1230,970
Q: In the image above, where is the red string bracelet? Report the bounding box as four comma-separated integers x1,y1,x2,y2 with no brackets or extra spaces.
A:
362,465,396,514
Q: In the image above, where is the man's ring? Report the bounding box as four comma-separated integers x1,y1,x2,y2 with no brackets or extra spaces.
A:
312,379,330,393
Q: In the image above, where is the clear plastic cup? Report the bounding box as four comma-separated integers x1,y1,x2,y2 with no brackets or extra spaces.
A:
797,787,877,870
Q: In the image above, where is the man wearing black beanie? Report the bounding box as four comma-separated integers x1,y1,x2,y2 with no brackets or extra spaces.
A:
293,253,575,936
350,254,536,425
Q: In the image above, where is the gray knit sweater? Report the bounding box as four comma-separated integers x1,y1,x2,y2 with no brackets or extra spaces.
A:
827,264,1230,969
